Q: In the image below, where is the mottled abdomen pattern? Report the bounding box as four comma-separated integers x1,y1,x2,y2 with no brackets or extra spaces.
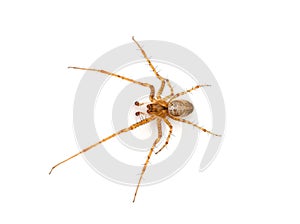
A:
168,100,194,117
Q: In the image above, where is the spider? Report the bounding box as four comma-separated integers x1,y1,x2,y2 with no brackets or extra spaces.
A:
49,37,221,202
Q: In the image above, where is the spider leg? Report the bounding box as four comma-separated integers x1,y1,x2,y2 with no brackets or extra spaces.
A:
68,66,155,102
133,118,162,203
166,79,174,97
49,116,156,175
157,79,174,99
132,36,174,97
155,118,173,154
166,84,211,102
132,36,165,82
169,115,221,137
156,80,165,99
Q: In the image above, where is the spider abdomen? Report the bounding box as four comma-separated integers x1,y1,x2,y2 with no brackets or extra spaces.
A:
168,100,194,117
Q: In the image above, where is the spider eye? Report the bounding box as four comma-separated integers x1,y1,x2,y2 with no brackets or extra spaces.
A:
134,101,139,106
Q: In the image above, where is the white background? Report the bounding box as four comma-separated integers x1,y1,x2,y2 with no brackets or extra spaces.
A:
1,0,300,223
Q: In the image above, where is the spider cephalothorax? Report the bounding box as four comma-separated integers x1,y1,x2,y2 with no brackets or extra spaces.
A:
146,100,168,117
49,36,221,203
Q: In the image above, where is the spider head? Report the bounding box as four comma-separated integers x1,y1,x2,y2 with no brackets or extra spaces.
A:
146,104,152,113
146,103,168,116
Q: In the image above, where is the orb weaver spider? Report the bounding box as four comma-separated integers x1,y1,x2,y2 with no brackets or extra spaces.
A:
49,37,221,202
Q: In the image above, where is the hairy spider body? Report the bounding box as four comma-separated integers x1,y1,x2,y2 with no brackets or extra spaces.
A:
145,99,193,118
168,100,194,117
49,37,221,203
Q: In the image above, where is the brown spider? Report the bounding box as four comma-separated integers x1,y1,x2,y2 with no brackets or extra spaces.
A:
49,37,221,202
